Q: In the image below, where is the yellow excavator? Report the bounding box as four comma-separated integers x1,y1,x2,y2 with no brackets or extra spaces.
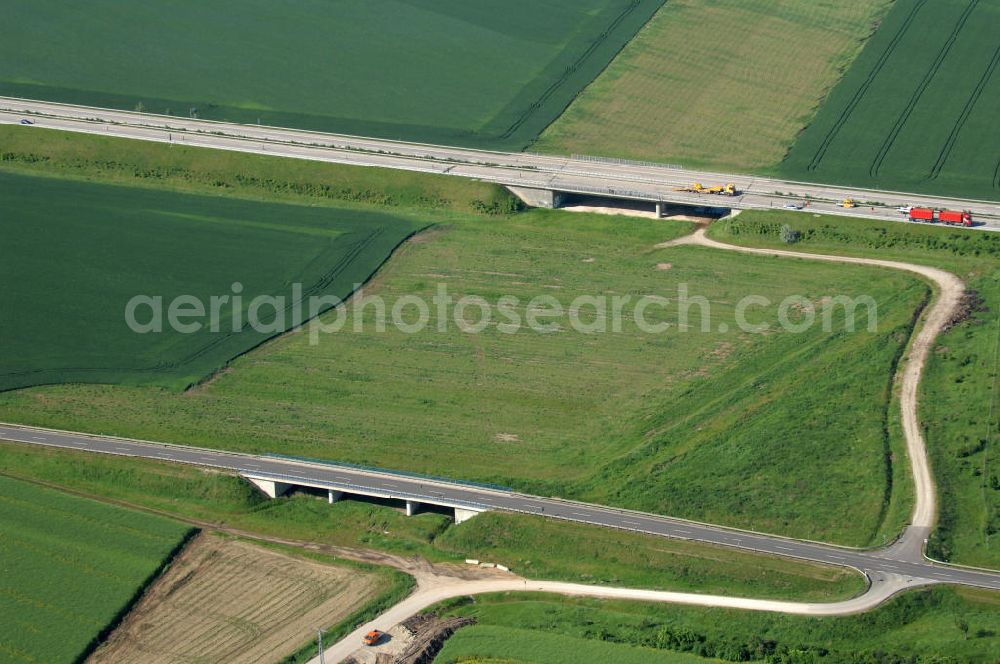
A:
675,182,739,197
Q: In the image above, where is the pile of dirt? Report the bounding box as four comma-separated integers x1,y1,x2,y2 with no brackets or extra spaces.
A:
395,614,477,664
946,290,988,329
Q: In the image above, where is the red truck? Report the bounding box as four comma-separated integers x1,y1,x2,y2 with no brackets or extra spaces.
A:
938,210,973,226
908,207,972,227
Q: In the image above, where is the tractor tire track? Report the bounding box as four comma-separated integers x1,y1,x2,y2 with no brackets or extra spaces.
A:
806,0,928,172
499,0,655,140
928,41,1000,180
869,0,979,178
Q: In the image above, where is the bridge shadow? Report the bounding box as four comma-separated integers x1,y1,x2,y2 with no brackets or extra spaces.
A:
559,193,730,220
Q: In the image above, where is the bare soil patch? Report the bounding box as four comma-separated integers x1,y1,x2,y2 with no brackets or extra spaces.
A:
89,533,382,664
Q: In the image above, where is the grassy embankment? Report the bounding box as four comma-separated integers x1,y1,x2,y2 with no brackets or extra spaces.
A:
708,211,1000,569
433,587,1000,663
0,126,930,546
0,0,664,149
0,444,865,602
0,474,193,663
780,0,1000,201
536,0,892,172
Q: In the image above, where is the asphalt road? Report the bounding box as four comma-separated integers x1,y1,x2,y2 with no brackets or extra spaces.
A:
2,96,1000,230
3,423,999,593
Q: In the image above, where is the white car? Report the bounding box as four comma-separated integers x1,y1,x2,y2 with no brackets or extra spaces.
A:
897,206,912,214
783,203,803,210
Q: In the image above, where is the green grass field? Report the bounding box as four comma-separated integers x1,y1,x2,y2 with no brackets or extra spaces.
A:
0,170,423,391
0,475,192,663
0,126,521,214
0,207,926,545
535,0,892,171
708,211,1000,569
0,0,664,150
780,0,1000,200
435,625,717,664
0,131,932,546
435,587,1000,663
0,443,865,602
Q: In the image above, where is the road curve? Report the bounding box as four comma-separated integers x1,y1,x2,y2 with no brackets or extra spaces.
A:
313,573,926,664
317,227,974,662
661,227,964,535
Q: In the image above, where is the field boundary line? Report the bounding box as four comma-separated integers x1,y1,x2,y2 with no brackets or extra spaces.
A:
806,0,929,172
928,40,1000,180
869,0,979,178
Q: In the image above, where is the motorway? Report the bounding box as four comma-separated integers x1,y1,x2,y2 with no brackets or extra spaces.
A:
3,423,1000,594
2,96,1000,229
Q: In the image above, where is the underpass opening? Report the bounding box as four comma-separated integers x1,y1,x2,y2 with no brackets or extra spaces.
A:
558,193,730,220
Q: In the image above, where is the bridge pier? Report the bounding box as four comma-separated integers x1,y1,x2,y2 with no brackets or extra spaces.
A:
655,202,663,218
405,499,421,516
506,186,567,209
328,490,342,504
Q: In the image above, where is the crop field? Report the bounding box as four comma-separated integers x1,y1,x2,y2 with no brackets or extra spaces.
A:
0,170,422,391
0,0,665,150
90,533,384,664
535,0,892,171
781,0,1000,200
0,204,926,545
0,474,192,663
437,587,1000,662
708,211,1000,570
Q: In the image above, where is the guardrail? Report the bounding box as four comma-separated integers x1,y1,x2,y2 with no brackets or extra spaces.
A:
241,469,492,511
264,453,512,492
571,154,685,170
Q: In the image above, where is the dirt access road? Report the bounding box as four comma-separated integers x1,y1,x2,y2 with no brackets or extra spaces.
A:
321,224,968,663
661,226,965,542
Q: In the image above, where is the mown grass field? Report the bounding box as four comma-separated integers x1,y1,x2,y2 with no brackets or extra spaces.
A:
436,587,1000,663
0,0,664,150
535,0,892,171
0,170,423,391
781,0,1000,200
0,474,192,663
708,211,1000,569
0,444,866,602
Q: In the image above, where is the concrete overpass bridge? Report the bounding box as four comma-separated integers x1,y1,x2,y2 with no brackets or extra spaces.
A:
3,97,999,229
242,470,487,524
5,423,1000,595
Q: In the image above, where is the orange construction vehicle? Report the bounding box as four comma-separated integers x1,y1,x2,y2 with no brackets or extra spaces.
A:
363,630,385,646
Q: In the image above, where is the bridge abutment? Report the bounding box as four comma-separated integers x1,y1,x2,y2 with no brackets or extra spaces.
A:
246,477,292,499
506,186,567,209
